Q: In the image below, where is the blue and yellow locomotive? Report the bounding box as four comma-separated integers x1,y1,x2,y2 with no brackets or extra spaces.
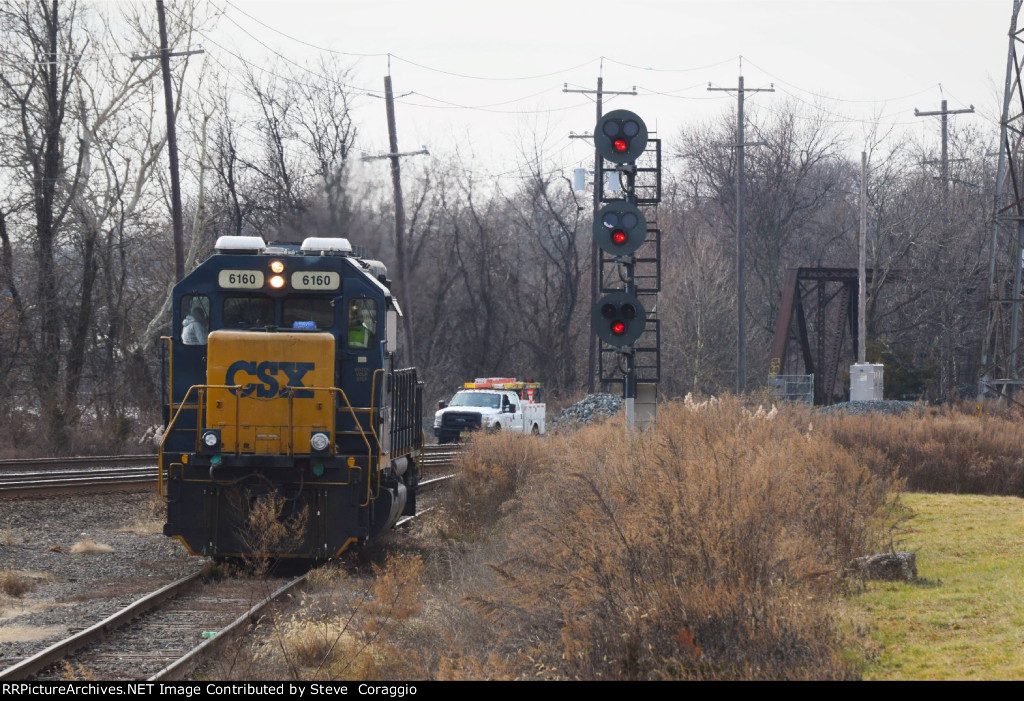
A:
160,236,422,560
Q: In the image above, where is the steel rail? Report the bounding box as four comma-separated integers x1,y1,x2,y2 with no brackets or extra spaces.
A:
150,573,308,681
0,445,462,497
0,572,204,680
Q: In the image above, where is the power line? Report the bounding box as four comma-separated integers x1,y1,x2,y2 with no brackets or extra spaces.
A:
396,94,592,115
603,55,739,74
218,0,601,81
219,0,388,58
636,83,735,100
742,57,941,105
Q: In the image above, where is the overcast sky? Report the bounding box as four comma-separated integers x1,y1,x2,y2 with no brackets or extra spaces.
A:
192,0,1017,178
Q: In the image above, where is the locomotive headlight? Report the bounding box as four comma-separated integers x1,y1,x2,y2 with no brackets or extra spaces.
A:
200,429,221,454
269,274,286,289
269,259,285,273
310,431,330,454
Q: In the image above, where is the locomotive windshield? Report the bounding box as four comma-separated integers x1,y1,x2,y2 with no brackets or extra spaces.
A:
448,391,502,409
223,295,274,329
284,298,334,330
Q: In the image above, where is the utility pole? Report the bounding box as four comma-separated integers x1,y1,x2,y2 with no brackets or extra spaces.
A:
859,152,867,365
914,99,974,201
564,77,636,393
361,75,428,365
132,1,203,281
708,74,773,394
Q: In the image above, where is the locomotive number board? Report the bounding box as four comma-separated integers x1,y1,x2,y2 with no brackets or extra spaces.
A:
292,271,341,290
218,270,265,289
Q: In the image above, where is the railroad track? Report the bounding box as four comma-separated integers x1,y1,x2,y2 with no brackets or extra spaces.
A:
0,462,457,680
0,571,307,681
0,445,463,498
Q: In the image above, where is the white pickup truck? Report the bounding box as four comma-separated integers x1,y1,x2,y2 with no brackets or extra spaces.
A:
433,378,546,444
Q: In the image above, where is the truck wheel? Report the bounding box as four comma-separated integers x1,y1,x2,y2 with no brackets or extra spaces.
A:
493,423,501,431
531,424,540,435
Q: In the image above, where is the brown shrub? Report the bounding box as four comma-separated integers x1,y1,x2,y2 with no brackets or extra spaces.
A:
230,490,309,576
820,407,1024,495
1,571,33,597
248,553,425,681
439,431,545,539
449,399,898,680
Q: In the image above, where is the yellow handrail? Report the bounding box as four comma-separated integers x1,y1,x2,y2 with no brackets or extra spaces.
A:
159,384,241,495
159,382,380,504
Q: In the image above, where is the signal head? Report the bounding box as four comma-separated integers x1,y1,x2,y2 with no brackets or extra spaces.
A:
593,291,647,347
593,200,647,256
595,109,648,164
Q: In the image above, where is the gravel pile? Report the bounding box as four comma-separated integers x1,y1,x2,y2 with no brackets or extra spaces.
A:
550,393,623,430
0,491,199,667
817,399,924,416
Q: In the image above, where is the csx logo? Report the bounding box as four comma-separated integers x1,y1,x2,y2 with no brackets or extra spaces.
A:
226,361,315,398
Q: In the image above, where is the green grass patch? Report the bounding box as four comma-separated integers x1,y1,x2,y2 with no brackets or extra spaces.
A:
851,492,1024,680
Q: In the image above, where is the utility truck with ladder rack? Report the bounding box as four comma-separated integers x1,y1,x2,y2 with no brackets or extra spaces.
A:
433,378,545,444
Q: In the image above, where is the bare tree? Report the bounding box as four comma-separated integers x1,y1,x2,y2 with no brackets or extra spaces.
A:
0,0,203,450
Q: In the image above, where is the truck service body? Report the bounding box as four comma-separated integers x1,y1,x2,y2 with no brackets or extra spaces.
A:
433,378,545,443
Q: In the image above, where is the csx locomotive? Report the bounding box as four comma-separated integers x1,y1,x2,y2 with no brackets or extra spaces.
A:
159,236,422,560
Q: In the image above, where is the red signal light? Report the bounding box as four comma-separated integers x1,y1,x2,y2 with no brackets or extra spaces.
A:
612,230,627,245
613,139,628,152
611,321,626,335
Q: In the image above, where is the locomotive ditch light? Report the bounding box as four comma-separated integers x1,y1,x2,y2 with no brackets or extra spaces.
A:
310,431,331,456
594,200,647,256
200,429,221,454
595,109,648,164
270,260,285,273
593,291,646,347
269,274,286,289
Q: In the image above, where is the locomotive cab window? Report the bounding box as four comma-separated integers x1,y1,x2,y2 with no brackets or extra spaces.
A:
181,294,210,346
347,298,378,349
284,298,335,330
223,295,275,329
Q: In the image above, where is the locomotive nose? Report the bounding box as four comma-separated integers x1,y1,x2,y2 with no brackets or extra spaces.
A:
206,330,335,455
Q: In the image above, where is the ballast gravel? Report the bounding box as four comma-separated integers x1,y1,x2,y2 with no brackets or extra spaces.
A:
817,399,924,416
0,490,199,669
549,393,623,429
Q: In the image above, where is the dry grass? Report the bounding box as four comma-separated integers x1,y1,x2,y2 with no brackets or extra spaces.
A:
69,539,114,554
438,430,545,540
413,398,900,680
58,661,97,681
243,554,426,681
120,492,165,535
0,527,19,546
0,571,33,597
820,405,1024,495
230,398,1024,680
230,490,309,576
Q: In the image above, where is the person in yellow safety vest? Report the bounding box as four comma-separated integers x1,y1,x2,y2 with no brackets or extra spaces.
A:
348,302,373,348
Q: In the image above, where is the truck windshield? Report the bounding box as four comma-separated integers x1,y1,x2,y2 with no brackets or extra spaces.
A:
449,392,501,409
